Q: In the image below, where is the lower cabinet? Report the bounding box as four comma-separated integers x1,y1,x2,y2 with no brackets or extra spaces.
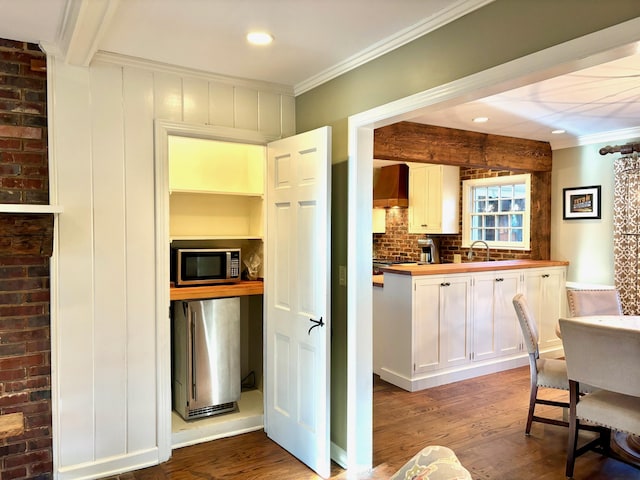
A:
374,266,566,392
413,275,471,373
472,270,522,362
524,267,566,352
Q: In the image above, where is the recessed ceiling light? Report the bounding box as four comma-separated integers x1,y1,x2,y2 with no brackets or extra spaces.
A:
472,117,489,123
247,32,273,46
551,129,566,134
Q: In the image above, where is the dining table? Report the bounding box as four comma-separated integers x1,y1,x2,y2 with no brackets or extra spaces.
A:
557,314,640,466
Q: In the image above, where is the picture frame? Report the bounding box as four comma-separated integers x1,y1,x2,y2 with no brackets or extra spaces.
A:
563,185,601,220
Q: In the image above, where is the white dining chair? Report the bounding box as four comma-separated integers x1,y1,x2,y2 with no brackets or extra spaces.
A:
512,294,572,434
566,288,623,317
559,316,640,478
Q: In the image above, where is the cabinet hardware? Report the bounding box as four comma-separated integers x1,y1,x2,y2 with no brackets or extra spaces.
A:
495,278,504,282
440,282,450,287
542,274,550,278
421,224,427,227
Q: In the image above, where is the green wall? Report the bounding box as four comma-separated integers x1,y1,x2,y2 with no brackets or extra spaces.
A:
298,0,640,454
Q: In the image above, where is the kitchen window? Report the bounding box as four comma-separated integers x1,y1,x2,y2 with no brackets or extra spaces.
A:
462,174,531,250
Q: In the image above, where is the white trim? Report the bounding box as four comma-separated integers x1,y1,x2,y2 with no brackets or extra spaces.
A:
93,51,294,96
154,120,274,461
554,125,640,150
0,204,63,214
331,442,348,470
56,448,159,480
64,0,119,66
293,0,494,95
347,17,640,473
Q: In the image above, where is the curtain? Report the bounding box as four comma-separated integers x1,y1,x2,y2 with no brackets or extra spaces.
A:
613,153,640,314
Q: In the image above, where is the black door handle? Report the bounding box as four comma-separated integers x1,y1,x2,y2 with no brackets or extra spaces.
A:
308,316,324,335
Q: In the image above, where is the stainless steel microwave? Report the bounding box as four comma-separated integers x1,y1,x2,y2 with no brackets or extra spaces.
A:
172,248,241,286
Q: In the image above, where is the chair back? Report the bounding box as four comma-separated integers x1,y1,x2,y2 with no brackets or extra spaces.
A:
559,317,640,397
512,293,539,355
566,288,622,317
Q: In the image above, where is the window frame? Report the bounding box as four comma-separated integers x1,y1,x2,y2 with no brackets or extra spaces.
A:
461,173,531,250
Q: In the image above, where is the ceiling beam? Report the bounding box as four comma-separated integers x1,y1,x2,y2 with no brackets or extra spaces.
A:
374,121,552,172
58,0,120,66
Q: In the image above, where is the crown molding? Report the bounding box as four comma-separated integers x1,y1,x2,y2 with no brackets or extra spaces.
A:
552,126,640,151
294,0,494,95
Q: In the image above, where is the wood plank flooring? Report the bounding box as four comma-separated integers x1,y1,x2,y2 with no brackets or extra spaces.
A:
107,367,640,479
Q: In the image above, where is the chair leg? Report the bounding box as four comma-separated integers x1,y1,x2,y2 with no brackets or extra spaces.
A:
566,381,579,478
526,383,538,435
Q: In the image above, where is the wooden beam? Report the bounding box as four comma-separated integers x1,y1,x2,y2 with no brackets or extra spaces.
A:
374,121,552,172
0,412,24,439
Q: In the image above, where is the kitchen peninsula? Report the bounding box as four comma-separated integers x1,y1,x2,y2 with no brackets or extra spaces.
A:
373,259,568,392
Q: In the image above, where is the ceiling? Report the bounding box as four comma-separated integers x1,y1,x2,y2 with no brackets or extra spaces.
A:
1,0,640,150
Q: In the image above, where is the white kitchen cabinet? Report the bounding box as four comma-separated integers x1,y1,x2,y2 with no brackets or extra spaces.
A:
524,267,566,352
472,270,522,362
372,208,386,233
408,164,460,234
168,136,266,240
375,273,471,390
374,263,566,392
414,275,471,373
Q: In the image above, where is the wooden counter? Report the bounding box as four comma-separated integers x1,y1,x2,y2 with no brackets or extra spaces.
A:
380,259,569,276
170,280,264,300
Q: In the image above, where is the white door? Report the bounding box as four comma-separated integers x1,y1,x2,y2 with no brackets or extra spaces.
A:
265,126,332,478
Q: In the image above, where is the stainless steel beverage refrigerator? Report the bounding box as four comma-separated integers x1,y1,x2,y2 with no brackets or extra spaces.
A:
172,297,241,420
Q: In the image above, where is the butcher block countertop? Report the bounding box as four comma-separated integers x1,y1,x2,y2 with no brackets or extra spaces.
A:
170,280,264,300
380,259,569,276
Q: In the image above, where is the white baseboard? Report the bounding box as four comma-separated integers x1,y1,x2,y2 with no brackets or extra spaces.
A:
56,448,159,480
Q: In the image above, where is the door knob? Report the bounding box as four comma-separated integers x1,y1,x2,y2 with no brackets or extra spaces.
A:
308,316,324,335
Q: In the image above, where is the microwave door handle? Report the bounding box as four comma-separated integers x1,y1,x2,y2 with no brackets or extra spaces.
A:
226,251,231,278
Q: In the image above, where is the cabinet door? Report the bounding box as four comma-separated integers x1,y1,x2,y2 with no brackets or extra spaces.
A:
408,165,428,233
413,278,442,373
525,268,565,351
440,275,471,368
472,273,499,361
494,272,521,356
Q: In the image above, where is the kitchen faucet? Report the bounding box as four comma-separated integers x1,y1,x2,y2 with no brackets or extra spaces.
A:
468,240,490,261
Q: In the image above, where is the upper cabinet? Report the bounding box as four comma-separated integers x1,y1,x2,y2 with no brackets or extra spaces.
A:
169,136,266,240
372,208,386,233
408,163,460,234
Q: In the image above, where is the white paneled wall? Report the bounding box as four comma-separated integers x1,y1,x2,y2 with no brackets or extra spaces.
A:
49,55,294,478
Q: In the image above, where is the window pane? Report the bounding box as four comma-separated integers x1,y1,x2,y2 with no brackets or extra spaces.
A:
485,229,495,241
498,214,509,227
471,229,481,241
513,199,525,211
500,199,512,212
487,186,499,199
498,228,509,241
511,229,523,242
510,214,523,227
485,216,495,227
514,184,526,197
501,185,513,197
473,200,484,213
487,200,498,212
474,187,487,200
471,215,482,227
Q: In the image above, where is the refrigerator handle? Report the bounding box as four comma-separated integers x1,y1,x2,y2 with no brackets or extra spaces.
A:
190,310,197,401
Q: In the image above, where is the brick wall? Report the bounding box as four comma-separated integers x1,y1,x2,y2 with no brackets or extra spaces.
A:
0,39,53,479
373,167,534,263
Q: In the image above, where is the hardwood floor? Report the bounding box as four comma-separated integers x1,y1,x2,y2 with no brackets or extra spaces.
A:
108,367,640,479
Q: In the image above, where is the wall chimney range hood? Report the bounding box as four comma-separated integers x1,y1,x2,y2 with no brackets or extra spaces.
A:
373,164,409,208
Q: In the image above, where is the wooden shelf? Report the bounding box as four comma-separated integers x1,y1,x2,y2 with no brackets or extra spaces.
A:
170,189,263,197
170,280,264,300
0,204,63,214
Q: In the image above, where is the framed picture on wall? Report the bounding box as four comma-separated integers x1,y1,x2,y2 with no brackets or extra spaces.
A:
563,185,601,220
